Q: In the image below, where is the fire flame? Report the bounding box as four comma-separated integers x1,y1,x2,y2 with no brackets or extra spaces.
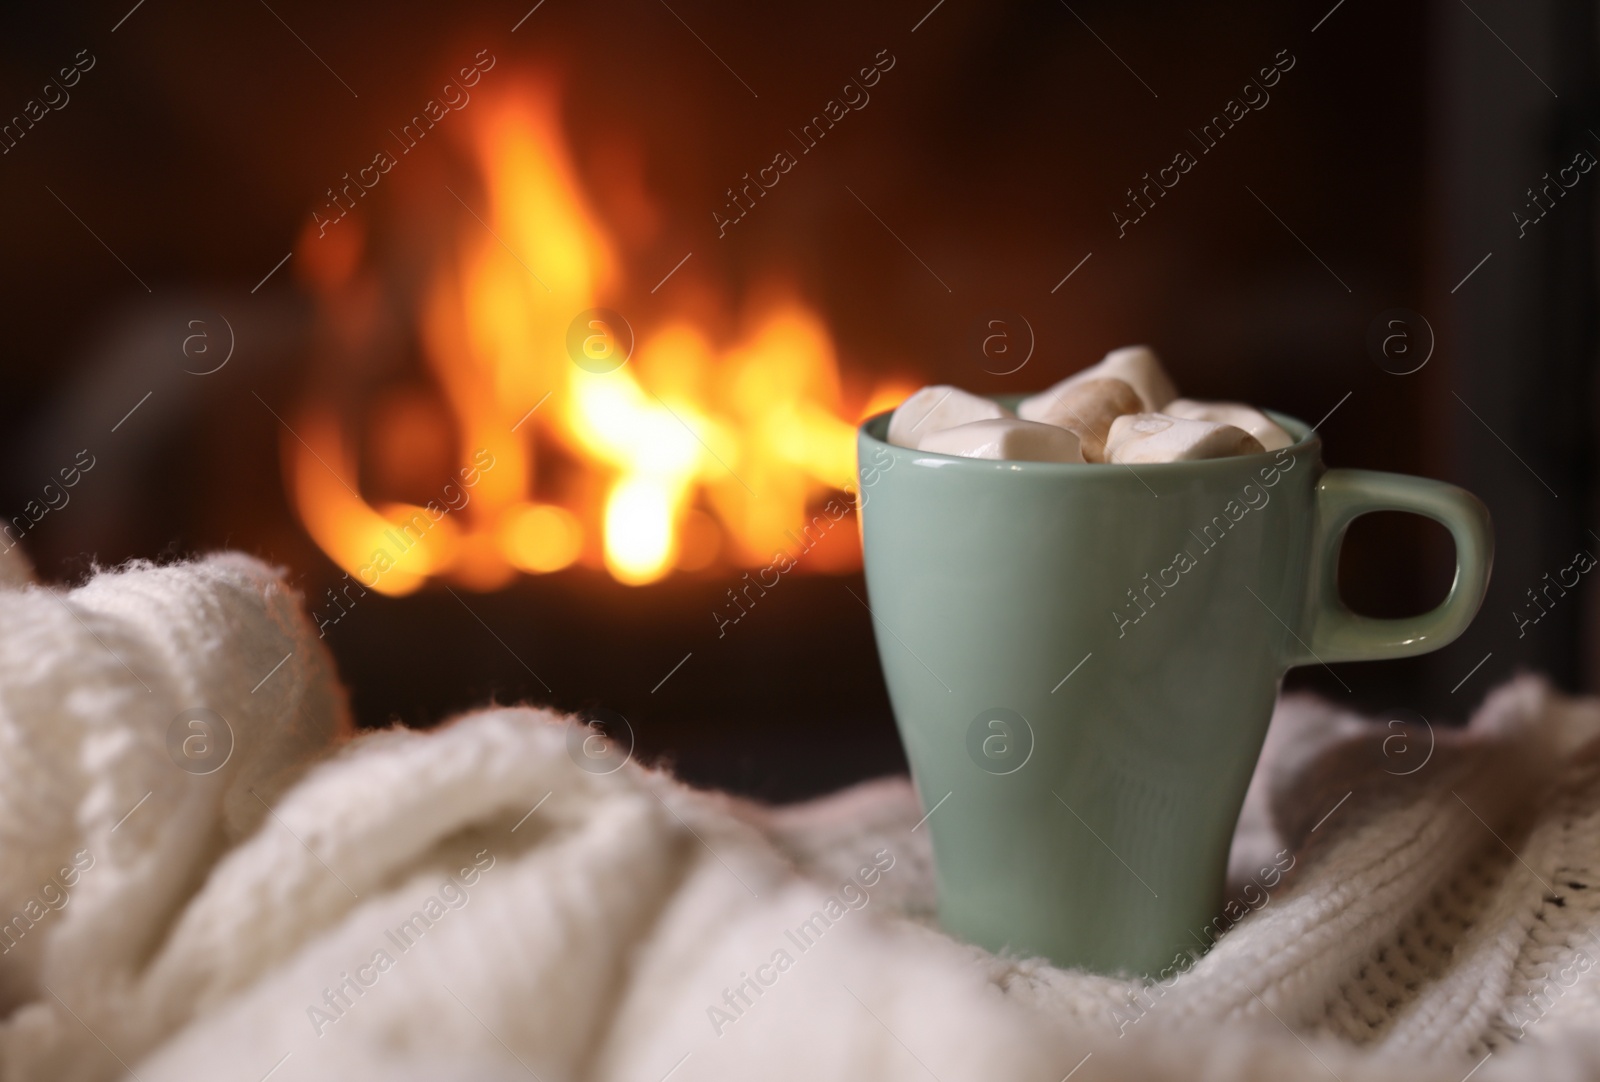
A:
286,79,910,594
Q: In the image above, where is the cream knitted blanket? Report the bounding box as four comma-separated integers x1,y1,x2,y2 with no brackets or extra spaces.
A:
2,551,1598,1081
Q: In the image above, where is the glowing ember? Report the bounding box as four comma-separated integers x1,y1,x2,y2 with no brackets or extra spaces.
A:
284,78,910,593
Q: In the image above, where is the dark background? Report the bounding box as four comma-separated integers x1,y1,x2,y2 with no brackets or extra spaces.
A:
0,0,1595,801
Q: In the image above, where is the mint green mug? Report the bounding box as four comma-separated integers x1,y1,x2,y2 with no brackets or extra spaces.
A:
856,405,1491,975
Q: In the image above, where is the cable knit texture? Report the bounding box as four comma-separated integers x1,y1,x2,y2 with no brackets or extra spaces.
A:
2,552,1599,1081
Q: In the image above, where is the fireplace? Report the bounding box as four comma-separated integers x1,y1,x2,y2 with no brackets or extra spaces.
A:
4,0,1592,800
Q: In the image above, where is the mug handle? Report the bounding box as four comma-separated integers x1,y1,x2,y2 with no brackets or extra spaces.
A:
1291,469,1494,666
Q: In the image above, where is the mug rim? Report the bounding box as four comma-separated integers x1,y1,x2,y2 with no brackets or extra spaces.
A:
858,399,1320,476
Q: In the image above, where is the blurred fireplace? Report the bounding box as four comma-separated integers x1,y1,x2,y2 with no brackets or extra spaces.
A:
275,71,913,799
10,0,1592,801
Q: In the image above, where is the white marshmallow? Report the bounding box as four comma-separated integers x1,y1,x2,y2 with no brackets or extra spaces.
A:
918,418,1084,463
1105,412,1265,464
1165,399,1294,451
1020,345,1178,418
1013,377,1142,463
887,385,1011,449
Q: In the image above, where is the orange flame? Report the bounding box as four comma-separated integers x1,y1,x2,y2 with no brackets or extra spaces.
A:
285,79,911,593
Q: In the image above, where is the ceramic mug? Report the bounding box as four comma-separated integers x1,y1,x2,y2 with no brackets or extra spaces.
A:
855,404,1492,975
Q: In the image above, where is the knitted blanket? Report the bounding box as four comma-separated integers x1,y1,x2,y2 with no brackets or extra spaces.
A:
2,551,1598,1082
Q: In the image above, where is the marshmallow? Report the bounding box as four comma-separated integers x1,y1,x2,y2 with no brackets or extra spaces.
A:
1105,413,1265,464
887,385,1011,449
1013,378,1141,463
918,418,1084,463
1165,399,1294,451
1021,345,1178,417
